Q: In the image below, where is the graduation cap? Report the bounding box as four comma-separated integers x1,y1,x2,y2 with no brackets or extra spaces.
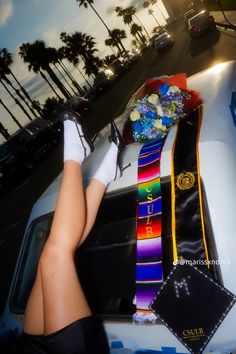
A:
150,263,236,354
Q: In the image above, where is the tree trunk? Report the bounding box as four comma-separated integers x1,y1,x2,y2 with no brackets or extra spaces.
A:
0,79,33,121
59,61,85,95
40,70,62,100
118,40,128,55
58,61,84,95
0,120,11,139
155,3,167,21
75,64,92,89
9,69,41,116
88,3,111,34
0,97,22,129
53,63,75,95
134,14,150,38
152,13,161,26
2,74,35,120
45,65,71,99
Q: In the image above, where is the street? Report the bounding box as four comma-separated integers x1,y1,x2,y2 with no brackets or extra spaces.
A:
0,19,236,315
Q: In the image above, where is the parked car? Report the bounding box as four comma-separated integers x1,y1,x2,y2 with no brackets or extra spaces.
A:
154,31,175,52
1,61,236,353
93,71,114,95
187,10,216,37
184,8,197,27
110,58,126,77
122,52,139,69
0,118,60,187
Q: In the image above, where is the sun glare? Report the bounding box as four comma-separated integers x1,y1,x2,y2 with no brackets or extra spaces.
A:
209,62,227,74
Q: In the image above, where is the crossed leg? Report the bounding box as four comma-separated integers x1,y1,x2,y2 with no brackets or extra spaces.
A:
23,116,121,353
24,168,106,336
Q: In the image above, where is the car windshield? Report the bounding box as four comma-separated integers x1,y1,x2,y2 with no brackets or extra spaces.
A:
189,12,209,25
156,33,168,42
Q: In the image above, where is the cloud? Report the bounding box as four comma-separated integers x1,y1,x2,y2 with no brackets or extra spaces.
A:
0,0,13,27
42,28,62,48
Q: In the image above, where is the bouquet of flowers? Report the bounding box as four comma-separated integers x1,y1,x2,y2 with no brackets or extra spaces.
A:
124,74,202,143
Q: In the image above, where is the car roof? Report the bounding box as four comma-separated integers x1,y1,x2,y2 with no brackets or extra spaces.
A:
30,60,236,219
22,61,236,294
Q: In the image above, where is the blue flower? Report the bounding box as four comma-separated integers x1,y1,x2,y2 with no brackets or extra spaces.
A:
133,121,143,134
159,83,170,95
145,110,157,120
162,116,174,126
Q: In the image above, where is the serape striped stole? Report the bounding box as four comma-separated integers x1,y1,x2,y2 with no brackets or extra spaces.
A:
134,137,166,324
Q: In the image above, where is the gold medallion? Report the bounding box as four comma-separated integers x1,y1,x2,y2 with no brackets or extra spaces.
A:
176,172,195,190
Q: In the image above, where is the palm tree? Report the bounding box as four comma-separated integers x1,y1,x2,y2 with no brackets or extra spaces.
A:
143,1,150,10
0,76,33,121
148,8,161,26
0,48,38,119
47,47,77,96
60,31,101,77
130,23,145,45
118,6,150,39
42,97,64,121
19,41,71,100
39,70,62,100
105,29,127,56
102,54,119,68
76,0,111,34
150,0,167,22
0,119,10,140
0,97,23,129
58,46,91,90
115,7,146,44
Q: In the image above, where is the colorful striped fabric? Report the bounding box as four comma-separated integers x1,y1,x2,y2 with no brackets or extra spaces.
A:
134,137,166,324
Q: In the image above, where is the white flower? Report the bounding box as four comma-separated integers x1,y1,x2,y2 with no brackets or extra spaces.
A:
147,94,159,105
168,85,181,94
130,110,140,121
154,119,166,132
156,104,164,117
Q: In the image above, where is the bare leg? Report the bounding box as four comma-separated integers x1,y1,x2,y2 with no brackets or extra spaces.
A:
24,169,106,335
23,124,120,336
78,179,106,246
24,270,44,335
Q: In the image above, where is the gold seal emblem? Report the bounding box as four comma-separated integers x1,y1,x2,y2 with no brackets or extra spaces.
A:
176,172,195,190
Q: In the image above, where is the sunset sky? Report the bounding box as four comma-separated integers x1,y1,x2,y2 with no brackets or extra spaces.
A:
0,0,169,141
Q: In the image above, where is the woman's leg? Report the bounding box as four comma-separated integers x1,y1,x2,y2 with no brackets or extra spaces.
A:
23,117,92,337
23,117,120,342
39,161,91,335
23,178,106,336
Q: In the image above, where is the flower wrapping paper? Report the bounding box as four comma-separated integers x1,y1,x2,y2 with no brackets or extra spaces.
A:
123,73,202,144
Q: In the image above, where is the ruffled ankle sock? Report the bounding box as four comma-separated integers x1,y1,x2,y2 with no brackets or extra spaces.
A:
92,142,121,187
63,120,91,165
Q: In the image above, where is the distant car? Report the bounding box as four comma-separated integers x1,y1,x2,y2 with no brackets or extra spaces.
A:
187,10,216,37
184,9,197,27
0,119,59,187
149,28,167,47
122,52,140,69
110,59,126,76
139,41,149,54
154,31,174,52
93,71,114,95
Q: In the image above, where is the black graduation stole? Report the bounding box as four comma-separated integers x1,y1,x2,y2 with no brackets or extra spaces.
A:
171,105,210,267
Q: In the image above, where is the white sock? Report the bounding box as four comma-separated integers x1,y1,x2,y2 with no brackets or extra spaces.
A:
92,142,121,187
63,120,91,164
